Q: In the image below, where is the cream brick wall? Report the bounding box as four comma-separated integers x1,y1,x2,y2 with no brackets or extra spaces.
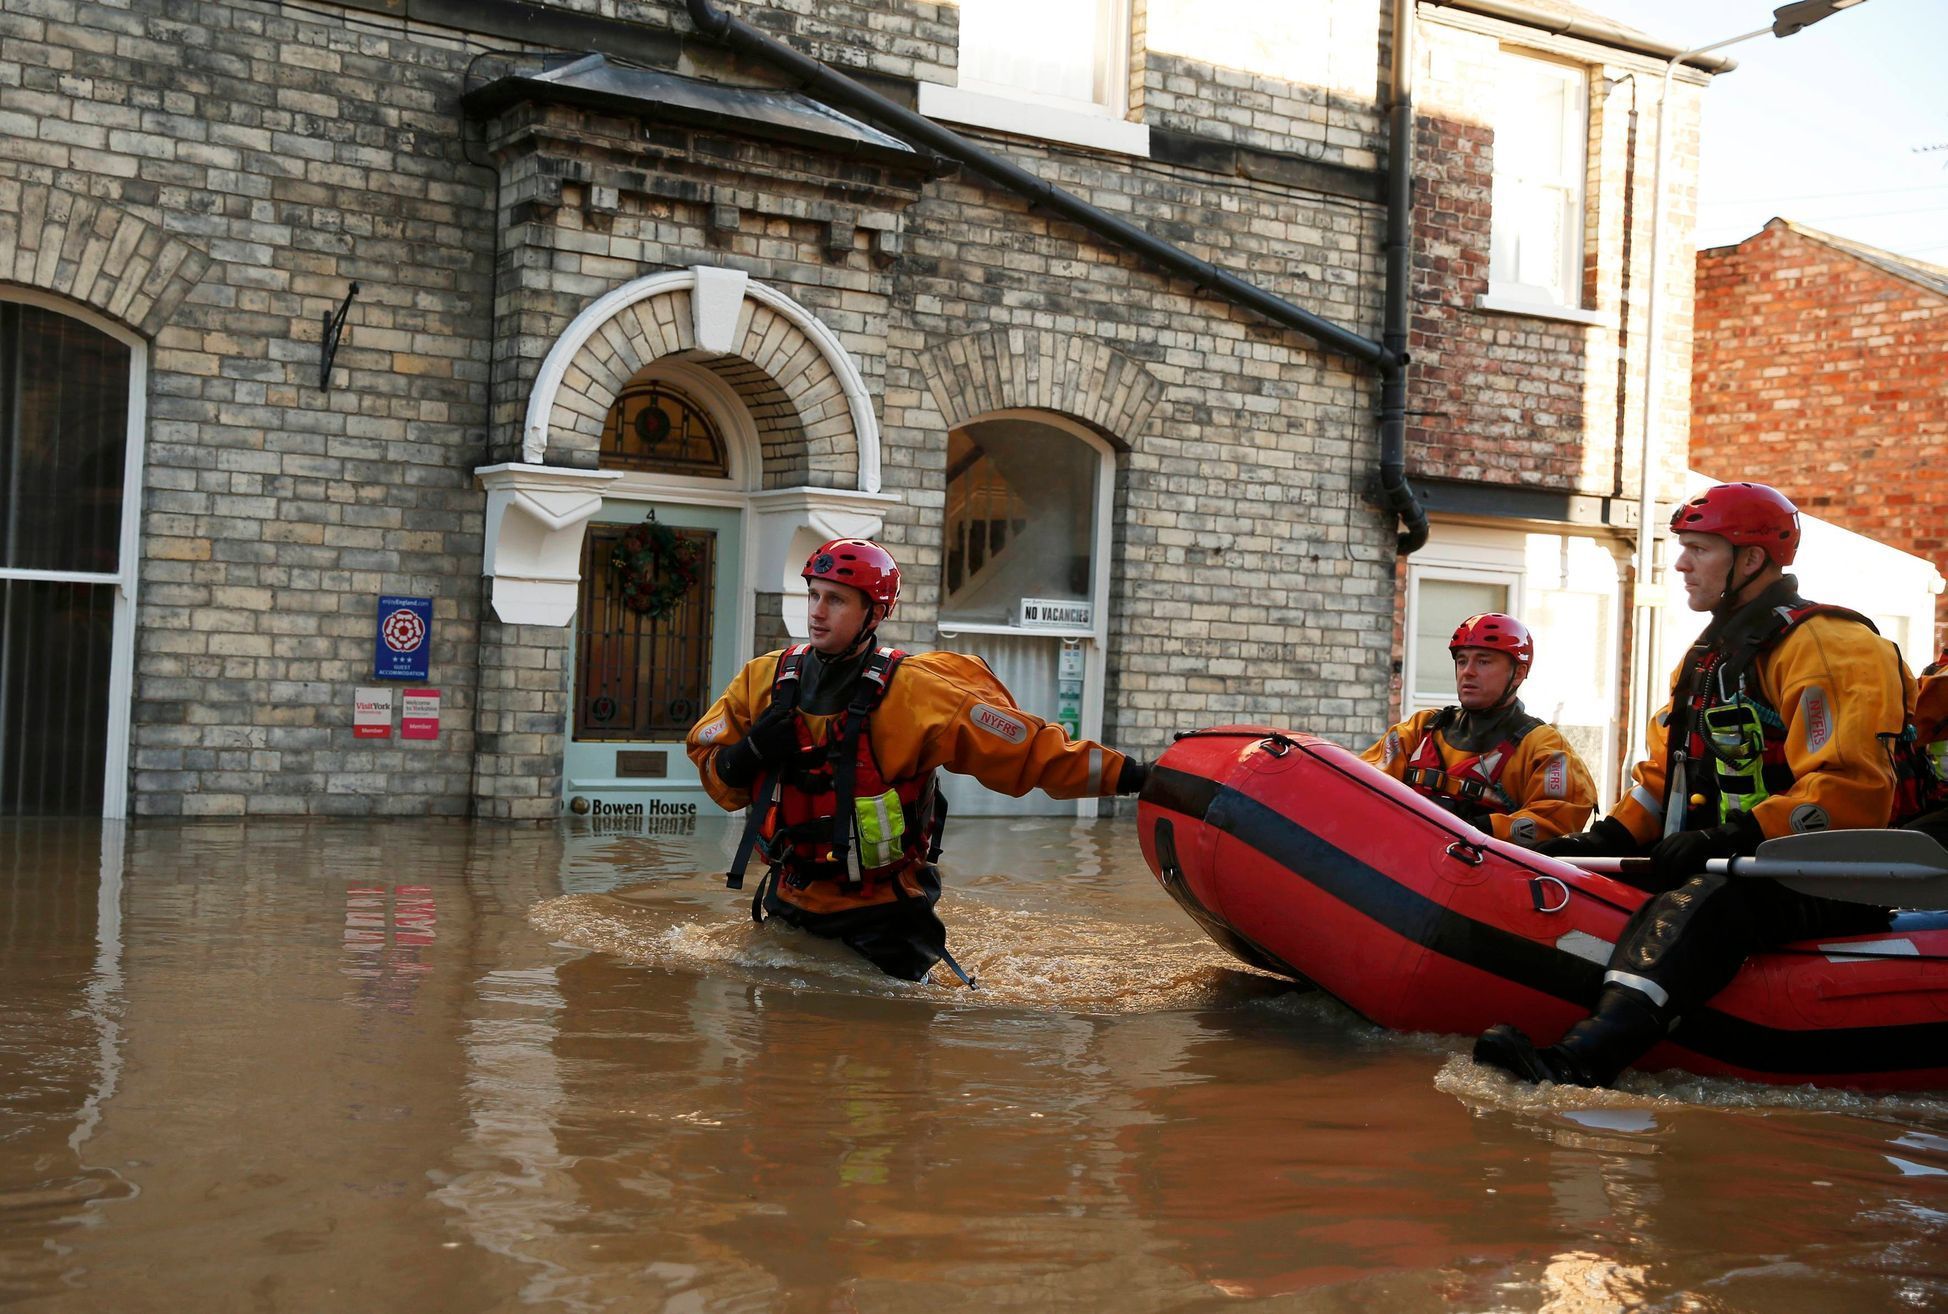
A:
0,0,1699,815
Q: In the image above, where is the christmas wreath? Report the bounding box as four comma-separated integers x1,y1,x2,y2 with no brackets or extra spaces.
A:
610,518,703,619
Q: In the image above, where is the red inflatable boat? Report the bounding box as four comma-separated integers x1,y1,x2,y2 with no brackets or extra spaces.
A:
1138,726,1948,1091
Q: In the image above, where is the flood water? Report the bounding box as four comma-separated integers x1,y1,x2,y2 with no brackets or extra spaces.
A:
3,814,1944,1312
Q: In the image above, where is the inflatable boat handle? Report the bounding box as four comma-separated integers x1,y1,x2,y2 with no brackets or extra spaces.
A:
1172,727,1300,752
1529,874,1571,914
1562,828,1948,909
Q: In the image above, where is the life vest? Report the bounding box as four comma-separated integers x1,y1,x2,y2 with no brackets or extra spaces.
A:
724,644,946,920
1401,705,1544,822
1667,601,1946,831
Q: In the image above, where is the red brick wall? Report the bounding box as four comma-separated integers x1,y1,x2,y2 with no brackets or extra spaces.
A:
1407,22,1701,503
1409,105,1593,485
1691,221,1948,649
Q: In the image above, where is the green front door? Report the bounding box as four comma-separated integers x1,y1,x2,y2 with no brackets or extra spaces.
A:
563,500,744,821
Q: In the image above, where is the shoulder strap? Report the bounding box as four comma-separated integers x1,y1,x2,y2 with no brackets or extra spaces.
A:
1500,709,1546,746
1462,711,1540,791
1722,600,1879,691
724,645,815,892
827,647,904,881
1767,599,1878,641
770,643,813,710
1403,709,1452,773
1791,601,1878,632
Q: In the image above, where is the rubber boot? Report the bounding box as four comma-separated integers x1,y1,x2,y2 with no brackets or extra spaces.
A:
1473,985,1667,1088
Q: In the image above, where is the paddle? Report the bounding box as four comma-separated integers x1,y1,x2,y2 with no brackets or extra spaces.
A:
1561,828,1948,908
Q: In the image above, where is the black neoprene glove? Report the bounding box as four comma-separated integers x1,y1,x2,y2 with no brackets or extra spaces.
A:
1534,815,1636,859
1116,758,1149,796
712,705,798,789
1644,812,1762,889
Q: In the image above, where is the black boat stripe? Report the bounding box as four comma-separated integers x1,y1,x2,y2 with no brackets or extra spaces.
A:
1145,766,1948,1076
1150,816,1310,982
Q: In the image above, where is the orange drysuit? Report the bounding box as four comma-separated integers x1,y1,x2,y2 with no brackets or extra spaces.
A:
1362,707,1597,844
688,646,1135,920
1609,613,1917,844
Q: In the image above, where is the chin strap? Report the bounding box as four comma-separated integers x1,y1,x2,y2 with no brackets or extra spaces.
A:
1713,555,1769,616
1478,673,1522,715
833,601,889,662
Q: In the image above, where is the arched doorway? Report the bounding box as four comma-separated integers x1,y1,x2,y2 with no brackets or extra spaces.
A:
489,264,900,819
935,410,1117,818
561,360,758,816
0,292,145,817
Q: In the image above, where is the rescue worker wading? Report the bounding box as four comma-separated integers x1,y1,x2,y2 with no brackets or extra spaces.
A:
1475,482,1937,1088
1361,613,1596,845
686,538,1148,985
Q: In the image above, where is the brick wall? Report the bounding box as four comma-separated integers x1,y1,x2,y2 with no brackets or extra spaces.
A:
1691,220,1948,648
1141,0,1386,169
0,0,1574,816
1387,11,1715,765
889,135,1395,749
458,4,1406,756
0,0,497,816
680,0,957,84
480,92,1402,751
1408,13,1702,505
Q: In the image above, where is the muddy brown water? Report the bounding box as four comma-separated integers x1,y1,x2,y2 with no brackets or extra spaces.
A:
2,815,1943,1312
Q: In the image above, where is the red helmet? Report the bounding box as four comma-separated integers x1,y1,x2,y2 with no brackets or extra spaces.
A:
1668,483,1800,566
803,538,900,621
1450,612,1534,681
